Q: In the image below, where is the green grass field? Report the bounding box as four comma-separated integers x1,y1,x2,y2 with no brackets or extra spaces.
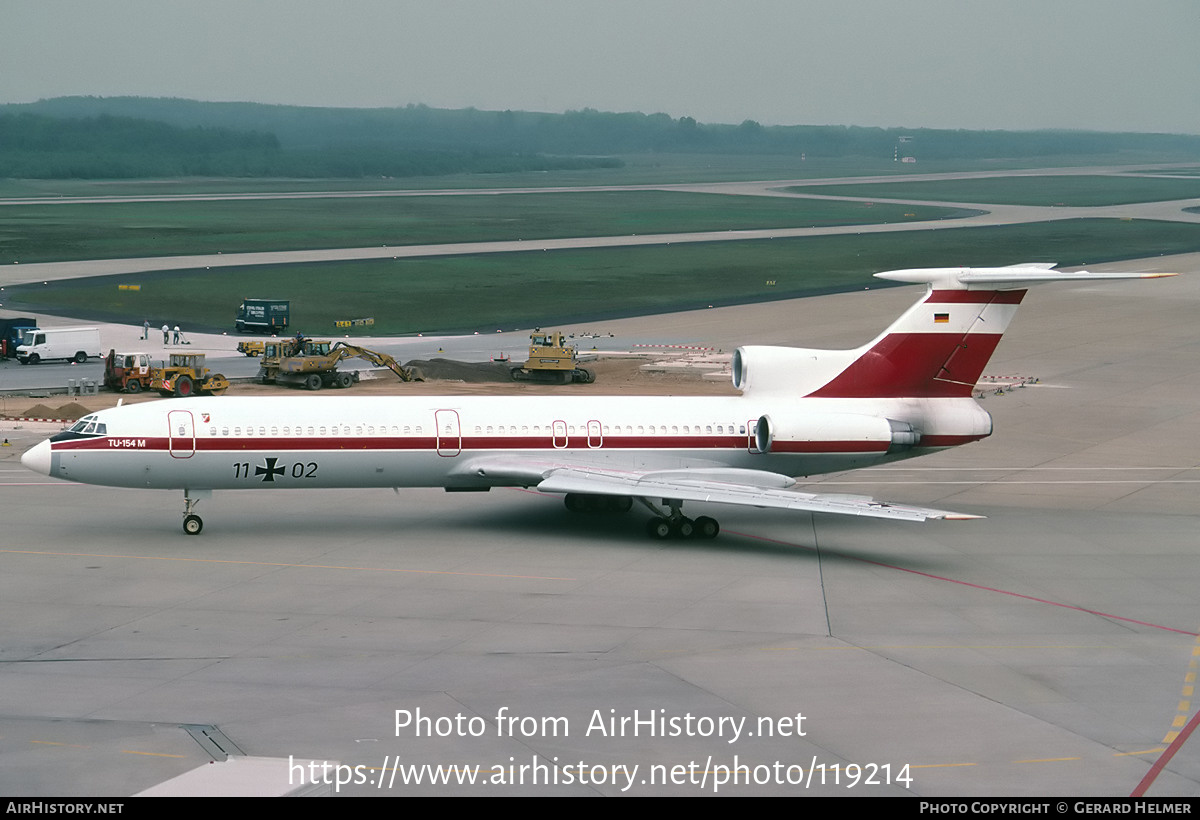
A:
11,218,1198,335
0,191,969,264
1,151,1189,198
788,174,1200,206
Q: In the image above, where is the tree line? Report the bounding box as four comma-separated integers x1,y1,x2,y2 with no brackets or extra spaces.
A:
3,96,1198,180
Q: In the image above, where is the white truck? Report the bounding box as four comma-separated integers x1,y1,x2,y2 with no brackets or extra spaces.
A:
16,326,102,365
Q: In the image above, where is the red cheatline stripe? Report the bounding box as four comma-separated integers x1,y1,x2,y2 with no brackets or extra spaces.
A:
1130,709,1200,797
52,435,888,454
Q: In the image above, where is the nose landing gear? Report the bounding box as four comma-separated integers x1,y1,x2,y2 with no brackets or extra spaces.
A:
181,489,212,535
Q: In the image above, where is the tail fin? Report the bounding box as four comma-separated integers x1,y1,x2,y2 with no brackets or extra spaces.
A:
734,266,1175,399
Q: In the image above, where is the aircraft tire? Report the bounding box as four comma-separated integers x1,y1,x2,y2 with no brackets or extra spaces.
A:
646,517,671,539
694,516,720,539
671,517,695,539
183,514,203,535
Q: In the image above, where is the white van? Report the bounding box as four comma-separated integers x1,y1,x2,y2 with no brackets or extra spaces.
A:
16,326,102,365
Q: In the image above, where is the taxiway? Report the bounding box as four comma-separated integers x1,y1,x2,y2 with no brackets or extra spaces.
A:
1,255,1197,795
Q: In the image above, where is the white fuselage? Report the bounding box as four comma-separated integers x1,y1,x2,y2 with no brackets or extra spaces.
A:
31,393,992,492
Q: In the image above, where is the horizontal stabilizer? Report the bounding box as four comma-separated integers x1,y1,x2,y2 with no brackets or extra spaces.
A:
875,266,1177,290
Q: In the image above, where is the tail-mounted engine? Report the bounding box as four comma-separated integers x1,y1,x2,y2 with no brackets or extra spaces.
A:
753,412,920,455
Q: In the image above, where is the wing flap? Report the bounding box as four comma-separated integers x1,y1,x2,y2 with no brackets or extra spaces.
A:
450,456,980,522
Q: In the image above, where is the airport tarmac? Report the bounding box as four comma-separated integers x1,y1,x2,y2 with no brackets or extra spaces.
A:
1,255,1198,796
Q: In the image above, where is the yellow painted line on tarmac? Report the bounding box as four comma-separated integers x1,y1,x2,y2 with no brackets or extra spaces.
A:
31,740,86,748
0,549,575,582
1163,634,1200,743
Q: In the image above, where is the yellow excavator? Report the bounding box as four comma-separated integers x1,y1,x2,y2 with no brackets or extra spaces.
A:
257,338,420,389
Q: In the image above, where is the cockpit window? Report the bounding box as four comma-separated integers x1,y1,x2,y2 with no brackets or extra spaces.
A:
64,416,105,436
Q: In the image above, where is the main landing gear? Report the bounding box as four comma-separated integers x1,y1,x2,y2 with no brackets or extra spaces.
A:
563,493,720,540
181,489,212,535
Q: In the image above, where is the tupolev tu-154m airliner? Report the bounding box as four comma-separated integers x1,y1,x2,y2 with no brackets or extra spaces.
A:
21,265,1174,537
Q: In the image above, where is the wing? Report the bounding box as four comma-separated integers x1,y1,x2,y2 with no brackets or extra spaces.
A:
451,457,981,523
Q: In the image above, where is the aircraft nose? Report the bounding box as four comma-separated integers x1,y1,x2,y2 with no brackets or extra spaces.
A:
21,439,51,476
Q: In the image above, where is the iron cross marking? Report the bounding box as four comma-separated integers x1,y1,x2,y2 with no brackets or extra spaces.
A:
255,457,285,482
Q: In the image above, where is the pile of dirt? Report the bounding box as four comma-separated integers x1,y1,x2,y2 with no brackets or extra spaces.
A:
19,403,59,418
404,358,513,383
56,402,92,420
4,401,91,420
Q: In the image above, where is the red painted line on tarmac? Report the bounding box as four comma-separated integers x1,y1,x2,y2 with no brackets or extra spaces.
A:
1130,709,1200,797
728,530,1200,638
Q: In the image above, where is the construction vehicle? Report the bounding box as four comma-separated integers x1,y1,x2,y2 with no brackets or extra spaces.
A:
153,352,229,397
257,338,419,390
237,340,266,357
510,331,594,384
103,350,155,393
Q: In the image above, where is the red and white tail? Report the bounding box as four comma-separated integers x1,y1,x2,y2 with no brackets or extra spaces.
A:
733,265,1175,399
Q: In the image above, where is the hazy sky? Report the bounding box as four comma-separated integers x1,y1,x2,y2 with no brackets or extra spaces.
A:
3,0,1198,133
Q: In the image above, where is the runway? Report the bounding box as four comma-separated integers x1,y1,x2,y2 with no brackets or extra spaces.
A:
2,255,1197,796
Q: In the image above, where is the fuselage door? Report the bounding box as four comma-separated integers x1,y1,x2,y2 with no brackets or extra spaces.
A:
587,420,603,449
746,419,761,454
168,410,195,459
552,420,568,449
435,409,461,457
